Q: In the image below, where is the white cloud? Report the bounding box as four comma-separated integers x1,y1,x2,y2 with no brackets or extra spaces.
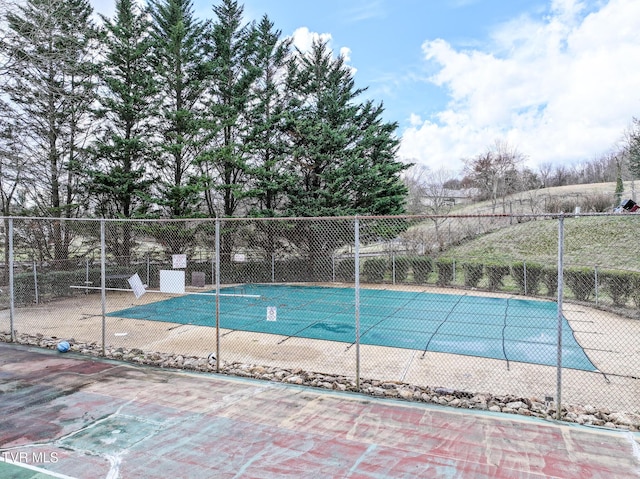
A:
290,27,356,73
399,0,640,174
290,27,333,53
339,47,352,63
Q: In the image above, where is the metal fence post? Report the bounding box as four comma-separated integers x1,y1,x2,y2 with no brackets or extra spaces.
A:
85,258,89,295
354,217,360,389
556,215,565,420
452,259,456,283
215,219,221,373
594,265,599,306
100,220,106,356
392,252,396,285
523,260,527,296
33,261,39,304
271,253,275,283
332,254,336,282
9,218,15,342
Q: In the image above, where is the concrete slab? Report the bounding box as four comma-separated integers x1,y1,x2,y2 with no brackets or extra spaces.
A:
0,342,639,479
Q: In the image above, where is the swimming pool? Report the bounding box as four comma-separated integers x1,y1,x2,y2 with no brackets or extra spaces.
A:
108,284,596,371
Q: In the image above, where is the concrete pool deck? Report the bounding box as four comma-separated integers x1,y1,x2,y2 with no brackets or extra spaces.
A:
3,284,639,414
1,342,639,478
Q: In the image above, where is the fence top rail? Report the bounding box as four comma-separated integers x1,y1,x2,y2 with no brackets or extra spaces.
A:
0,212,636,223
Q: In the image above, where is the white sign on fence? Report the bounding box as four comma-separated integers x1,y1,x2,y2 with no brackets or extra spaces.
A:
172,254,187,269
266,306,277,321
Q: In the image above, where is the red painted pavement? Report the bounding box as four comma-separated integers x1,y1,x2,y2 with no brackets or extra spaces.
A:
0,342,638,478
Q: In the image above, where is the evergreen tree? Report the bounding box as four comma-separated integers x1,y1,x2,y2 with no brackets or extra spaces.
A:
1,0,98,260
614,157,624,206
334,99,407,215
0,103,27,218
90,0,156,219
149,0,208,217
88,0,158,259
198,0,260,218
243,15,293,217
627,117,640,180
240,15,293,259
284,40,407,217
282,40,408,278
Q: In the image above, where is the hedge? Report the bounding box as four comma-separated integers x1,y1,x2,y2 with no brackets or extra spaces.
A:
541,266,558,297
363,257,387,283
599,269,635,307
12,269,99,306
565,267,595,301
336,258,356,282
393,256,411,282
630,273,640,308
410,256,433,284
485,263,510,291
436,258,454,286
462,262,484,288
511,261,544,295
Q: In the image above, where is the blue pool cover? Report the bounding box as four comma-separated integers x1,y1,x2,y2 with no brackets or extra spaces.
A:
108,284,596,371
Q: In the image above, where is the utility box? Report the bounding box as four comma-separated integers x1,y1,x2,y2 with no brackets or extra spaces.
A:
191,271,206,288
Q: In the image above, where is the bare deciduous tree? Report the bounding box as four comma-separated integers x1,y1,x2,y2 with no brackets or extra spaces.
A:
1,0,99,260
401,163,428,215
402,164,458,250
464,139,526,213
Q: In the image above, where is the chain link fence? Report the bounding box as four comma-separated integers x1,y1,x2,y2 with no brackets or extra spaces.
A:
0,214,638,421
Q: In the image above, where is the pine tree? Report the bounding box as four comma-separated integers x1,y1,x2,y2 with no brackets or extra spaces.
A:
627,117,640,180
88,0,158,259
240,15,293,259
284,40,407,217
282,40,408,278
198,0,260,218
90,0,156,218
615,158,624,206
149,0,208,217
243,15,293,217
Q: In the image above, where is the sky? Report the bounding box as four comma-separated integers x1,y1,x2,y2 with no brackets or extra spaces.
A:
89,0,640,175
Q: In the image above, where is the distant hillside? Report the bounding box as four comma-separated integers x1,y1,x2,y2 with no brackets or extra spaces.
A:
450,181,633,216
396,182,640,271
442,215,640,271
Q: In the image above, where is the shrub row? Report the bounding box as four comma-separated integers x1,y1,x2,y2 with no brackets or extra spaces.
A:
10,258,640,310
13,269,99,305
354,258,640,307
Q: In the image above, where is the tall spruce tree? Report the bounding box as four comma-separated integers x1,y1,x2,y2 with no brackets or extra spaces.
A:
284,40,407,217
89,0,158,259
627,117,640,180
243,15,292,218
199,0,259,218
149,0,208,217
240,15,293,259
334,99,407,215
283,40,408,278
90,0,156,219
1,0,98,260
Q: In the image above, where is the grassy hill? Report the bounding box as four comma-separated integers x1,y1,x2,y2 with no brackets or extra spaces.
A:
443,215,640,271
450,181,627,216
404,181,640,272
